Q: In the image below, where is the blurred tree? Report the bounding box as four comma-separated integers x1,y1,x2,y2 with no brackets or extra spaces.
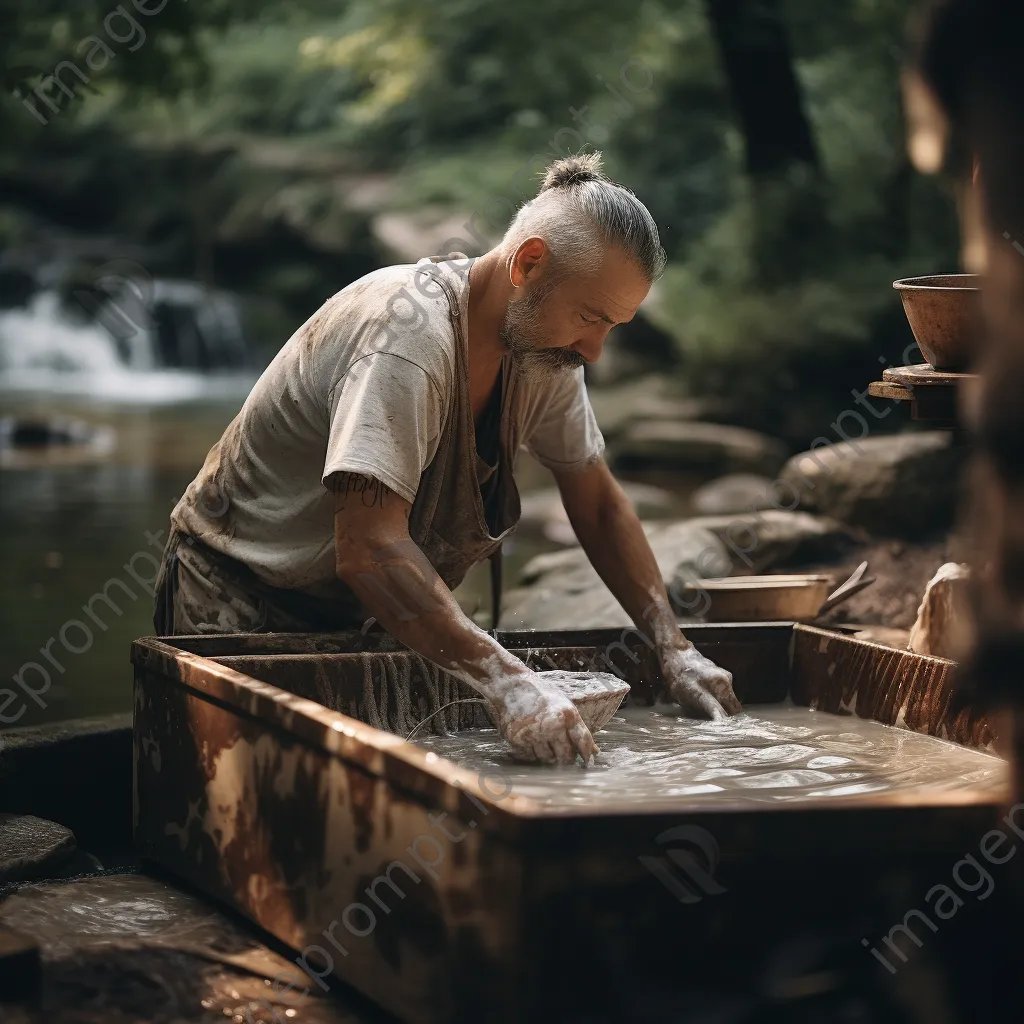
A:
0,0,349,136
704,0,827,283
2,1,219,121
706,0,819,175
0,0,963,441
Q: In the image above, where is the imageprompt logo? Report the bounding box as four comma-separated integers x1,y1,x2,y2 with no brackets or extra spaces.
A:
639,825,727,904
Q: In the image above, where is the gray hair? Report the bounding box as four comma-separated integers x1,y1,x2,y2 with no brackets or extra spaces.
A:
501,151,666,281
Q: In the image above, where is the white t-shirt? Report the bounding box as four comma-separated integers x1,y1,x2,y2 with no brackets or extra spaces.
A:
170,259,605,595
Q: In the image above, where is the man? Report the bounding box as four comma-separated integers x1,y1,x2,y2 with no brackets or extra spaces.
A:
154,151,741,764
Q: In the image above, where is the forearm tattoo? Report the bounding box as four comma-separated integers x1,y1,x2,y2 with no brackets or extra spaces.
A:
333,472,390,508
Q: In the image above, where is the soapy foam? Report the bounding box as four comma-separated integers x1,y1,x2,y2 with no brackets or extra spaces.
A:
414,702,1007,810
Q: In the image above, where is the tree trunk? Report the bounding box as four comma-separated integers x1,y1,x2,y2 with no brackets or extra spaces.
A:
704,0,819,175
704,0,827,283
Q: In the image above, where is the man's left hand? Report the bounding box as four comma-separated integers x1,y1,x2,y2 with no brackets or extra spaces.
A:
660,644,741,721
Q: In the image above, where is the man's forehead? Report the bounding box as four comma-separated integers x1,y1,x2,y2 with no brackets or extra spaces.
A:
563,261,649,319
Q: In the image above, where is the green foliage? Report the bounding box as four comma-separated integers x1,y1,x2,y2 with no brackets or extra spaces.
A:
1,0,963,442
2,0,223,109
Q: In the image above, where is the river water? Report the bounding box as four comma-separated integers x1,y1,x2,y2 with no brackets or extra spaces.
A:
0,398,244,727
0,281,266,727
414,703,1008,809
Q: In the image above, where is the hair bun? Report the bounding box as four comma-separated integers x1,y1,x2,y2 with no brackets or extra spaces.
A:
540,152,606,191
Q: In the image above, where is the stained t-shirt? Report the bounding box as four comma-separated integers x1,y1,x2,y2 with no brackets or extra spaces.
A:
169,258,605,596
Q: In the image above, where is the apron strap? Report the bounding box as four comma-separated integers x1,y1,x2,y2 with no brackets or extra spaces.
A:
419,254,511,624
429,256,503,627
489,544,503,629
413,260,464,529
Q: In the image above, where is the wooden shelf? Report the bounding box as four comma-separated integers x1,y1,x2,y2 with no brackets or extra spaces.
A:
867,363,976,425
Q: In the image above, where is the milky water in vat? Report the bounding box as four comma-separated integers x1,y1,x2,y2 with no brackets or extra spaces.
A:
414,703,1008,810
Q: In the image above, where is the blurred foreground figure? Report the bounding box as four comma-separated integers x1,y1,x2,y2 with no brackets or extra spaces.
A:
911,1,1024,730
908,562,971,660
153,152,740,764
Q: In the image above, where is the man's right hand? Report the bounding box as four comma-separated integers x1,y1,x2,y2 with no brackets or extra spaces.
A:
333,472,599,765
493,678,599,764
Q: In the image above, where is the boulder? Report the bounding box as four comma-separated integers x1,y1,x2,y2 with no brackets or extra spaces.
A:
499,511,851,630
686,510,856,575
518,482,672,545
610,420,787,475
0,814,76,884
779,432,969,538
500,584,629,631
585,311,680,386
690,473,777,515
501,521,729,630
371,208,476,263
586,374,709,438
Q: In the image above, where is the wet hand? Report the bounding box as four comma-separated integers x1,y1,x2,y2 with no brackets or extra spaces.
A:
661,644,741,720
494,680,600,765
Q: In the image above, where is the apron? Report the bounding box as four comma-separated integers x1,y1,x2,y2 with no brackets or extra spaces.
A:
406,262,521,592
154,258,520,634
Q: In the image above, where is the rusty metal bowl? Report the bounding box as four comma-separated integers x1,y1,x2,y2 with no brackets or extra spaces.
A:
893,274,980,370
677,574,836,623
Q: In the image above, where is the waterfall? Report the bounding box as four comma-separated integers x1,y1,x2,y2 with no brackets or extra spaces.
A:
0,279,255,403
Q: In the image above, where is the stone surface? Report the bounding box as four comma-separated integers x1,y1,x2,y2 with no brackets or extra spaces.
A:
518,482,672,544
502,521,728,629
686,510,855,576
0,814,76,884
690,473,777,515
908,562,971,661
0,713,133,859
779,431,969,538
586,374,709,440
499,511,851,630
610,420,787,475
800,538,956,630
0,873,358,1022
370,207,474,262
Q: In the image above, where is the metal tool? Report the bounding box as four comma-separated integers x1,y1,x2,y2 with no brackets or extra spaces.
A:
818,561,875,617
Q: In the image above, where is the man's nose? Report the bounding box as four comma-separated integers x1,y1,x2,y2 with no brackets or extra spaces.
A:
573,327,610,363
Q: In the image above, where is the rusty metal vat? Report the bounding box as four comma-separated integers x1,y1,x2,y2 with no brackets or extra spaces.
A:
132,624,1011,1023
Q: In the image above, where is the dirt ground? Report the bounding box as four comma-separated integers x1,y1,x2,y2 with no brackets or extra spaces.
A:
785,536,961,630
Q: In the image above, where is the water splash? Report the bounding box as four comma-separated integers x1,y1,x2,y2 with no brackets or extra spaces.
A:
351,653,489,737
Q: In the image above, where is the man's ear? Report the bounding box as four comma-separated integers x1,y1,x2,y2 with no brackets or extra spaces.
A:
509,237,548,288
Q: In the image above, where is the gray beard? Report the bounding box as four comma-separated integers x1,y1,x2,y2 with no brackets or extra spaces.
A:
500,284,586,374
